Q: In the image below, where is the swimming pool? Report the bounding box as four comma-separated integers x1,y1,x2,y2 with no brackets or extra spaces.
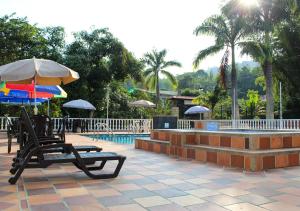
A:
85,134,150,144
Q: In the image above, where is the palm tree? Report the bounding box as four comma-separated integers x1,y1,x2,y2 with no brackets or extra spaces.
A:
226,0,292,119
143,49,181,103
193,11,247,120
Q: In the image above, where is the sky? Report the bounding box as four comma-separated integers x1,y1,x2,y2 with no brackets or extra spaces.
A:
0,0,249,75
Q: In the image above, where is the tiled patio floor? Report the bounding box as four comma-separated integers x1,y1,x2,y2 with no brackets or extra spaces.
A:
1,134,300,210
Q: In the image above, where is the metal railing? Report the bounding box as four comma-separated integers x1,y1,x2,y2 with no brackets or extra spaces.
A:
1,116,300,132
177,119,300,130
0,116,153,133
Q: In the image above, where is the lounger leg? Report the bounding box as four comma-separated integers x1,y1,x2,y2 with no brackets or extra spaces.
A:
8,135,12,154
8,154,32,184
73,157,126,179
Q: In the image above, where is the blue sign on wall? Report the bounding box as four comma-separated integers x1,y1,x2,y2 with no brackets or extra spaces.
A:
206,122,219,131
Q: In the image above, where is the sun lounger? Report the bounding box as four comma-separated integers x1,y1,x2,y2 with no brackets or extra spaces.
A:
8,107,126,184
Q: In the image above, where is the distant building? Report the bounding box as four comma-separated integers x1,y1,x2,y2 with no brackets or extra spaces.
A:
168,96,197,118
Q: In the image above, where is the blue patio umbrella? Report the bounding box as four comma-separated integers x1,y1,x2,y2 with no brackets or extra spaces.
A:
0,97,46,105
63,99,96,110
184,106,210,115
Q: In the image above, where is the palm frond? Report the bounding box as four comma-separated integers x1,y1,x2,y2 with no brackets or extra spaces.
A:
143,68,154,77
194,15,230,41
238,41,265,63
161,60,182,69
144,73,156,90
193,44,224,68
161,70,178,87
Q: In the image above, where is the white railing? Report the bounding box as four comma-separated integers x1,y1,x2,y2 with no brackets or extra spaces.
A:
177,119,300,130
1,116,300,132
0,116,153,133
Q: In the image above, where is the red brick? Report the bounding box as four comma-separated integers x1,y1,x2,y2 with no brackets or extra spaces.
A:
263,156,275,169
209,135,220,146
148,143,153,151
186,135,196,145
207,152,217,163
288,153,299,166
200,135,209,145
271,136,283,149
142,142,149,151
187,149,196,159
217,152,230,167
153,143,161,153
245,156,251,171
283,137,292,148
275,154,288,168
176,135,182,146
158,132,166,141
153,132,158,139
231,155,244,168
195,150,206,162
220,136,231,147
292,136,300,147
231,137,245,149
259,137,270,149
161,145,167,154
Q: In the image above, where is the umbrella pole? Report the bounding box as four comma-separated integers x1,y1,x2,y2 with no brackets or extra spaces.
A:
47,99,50,116
33,78,38,115
106,85,110,129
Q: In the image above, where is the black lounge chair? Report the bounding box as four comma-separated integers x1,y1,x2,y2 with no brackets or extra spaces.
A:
11,111,102,174
5,115,19,153
19,114,102,153
8,107,126,184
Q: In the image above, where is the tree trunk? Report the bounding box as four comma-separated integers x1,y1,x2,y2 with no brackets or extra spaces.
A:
156,71,160,105
264,61,274,119
231,46,239,120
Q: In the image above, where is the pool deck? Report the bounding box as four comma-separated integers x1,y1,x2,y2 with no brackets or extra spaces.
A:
2,134,300,210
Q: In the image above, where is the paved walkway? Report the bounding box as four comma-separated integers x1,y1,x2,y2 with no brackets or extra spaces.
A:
1,134,300,210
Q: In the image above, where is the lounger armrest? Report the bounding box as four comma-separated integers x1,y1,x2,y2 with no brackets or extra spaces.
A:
37,143,73,150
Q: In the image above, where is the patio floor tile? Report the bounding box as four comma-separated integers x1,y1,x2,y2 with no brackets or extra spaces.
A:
203,194,242,206
260,201,300,211
219,187,250,197
31,203,69,211
168,195,206,206
134,196,171,207
3,134,300,210
224,203,268,211
108,203,147,211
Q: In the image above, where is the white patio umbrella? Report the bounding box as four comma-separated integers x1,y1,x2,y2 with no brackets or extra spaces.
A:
63,99,96,110
128,100,155,118
128,100,156,108
0,58,79,114
185,105,210,120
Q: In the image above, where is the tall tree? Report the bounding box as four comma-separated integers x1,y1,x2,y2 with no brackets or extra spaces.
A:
226,0,292,119
193,10,247,120
143,49,181,103
65,29,143,117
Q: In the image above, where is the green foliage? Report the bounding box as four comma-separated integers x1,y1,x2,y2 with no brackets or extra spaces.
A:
143,49,181,103
177,70,216,92
239,90,265,119
237,66,264,98
193,84,227,116
180,88,202,97
63,28,143,117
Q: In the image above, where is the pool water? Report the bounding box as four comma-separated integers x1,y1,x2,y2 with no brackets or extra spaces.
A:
85,134,150,144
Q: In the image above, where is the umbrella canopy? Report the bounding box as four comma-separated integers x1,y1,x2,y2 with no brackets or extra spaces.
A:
0,97,46,105
128,100,156,108
0,58,79,85
184,106,210,115
63,99,96,110
6,83,62,95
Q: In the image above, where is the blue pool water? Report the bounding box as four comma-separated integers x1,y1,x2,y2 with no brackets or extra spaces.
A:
85,134,150,144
